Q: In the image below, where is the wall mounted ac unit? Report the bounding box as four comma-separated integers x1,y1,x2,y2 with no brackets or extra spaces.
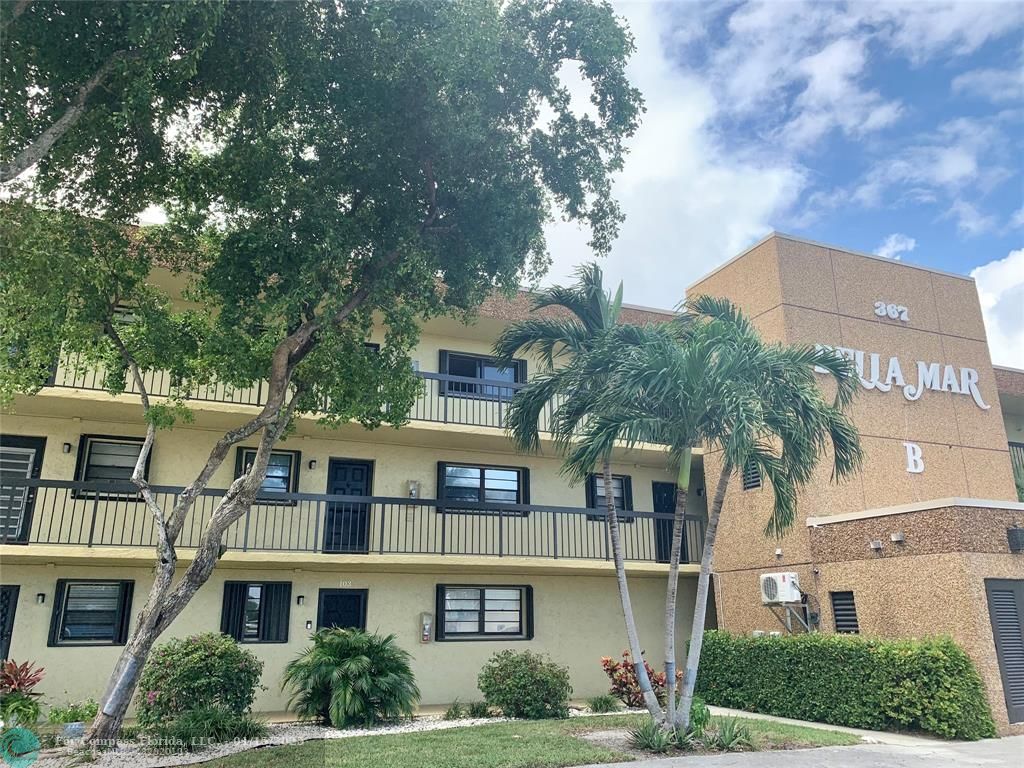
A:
760,572,802,604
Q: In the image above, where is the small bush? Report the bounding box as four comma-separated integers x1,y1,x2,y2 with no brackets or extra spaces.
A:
136,633,263,729
0,691,41,728
601,650,681,707
689,696,711,737
696,631,996,740
628,717,674,753
465,701,491,719
443,700,466,720
0,660,45,729
705,717,751,751
48,698,99,724
284,628,420,727
587,694,619,713
478,650,572,719
145,705,267,753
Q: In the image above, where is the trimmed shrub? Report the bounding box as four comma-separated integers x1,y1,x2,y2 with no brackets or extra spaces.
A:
145,705,267,752
478,650,572,719
284,628,420,727
136,633,263,728
695,631,995,740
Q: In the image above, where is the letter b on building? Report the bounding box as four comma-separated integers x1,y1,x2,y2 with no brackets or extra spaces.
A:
903,442,924,474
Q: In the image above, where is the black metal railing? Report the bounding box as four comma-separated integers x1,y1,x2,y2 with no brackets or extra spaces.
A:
0,479,705,564
46,352,560,432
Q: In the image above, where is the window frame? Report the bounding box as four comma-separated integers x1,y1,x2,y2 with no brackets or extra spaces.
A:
48,579,134,647
234,447,301,504
585,473,635,522
438,350,526,400
221,581,292,644
73,435,149,499
435,584,534,642
437,461,530,516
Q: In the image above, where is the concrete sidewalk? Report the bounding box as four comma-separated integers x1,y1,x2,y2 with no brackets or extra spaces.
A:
576,736,1024,767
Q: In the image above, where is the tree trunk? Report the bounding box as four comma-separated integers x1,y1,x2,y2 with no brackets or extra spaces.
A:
674,459,731,730
663,447,692,727
603,460,663,721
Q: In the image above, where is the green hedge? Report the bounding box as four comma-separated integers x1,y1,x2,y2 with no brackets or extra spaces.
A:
695,631,996,740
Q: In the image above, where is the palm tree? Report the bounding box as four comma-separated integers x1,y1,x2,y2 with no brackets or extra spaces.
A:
561,295,862,730
493,263,663,719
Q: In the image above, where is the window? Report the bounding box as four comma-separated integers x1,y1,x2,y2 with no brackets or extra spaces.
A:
48,580,133,646
439,351,526,398
75,435,147,483
435,585,533,641
437,462,529,513
742,459,762,491
585,473,634,521
221,581,291,643
830,591,860,634
234,448,301,499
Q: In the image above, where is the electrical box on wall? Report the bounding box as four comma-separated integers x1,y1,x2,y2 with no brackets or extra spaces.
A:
759,572,802,604
420,612,433,643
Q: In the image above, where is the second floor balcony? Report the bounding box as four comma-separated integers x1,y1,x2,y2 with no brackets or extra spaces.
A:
0,479,706,566
45,352,560,433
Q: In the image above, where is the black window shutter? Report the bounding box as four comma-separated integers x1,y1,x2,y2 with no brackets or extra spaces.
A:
622,476,634,511
221,582,246,640
521,468,530,505
524,586,535,640
261,582,291,642
585,475,596,508
517,359,527,383
434,585,447,640
233,448,246,479
115,581,135,644
47,580,69,646
438,350,449,376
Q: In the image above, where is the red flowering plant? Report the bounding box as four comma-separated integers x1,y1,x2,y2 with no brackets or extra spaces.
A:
600,650,681,707
0,660,45,697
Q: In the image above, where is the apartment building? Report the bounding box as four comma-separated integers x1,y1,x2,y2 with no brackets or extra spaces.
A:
1,233,1021,731
692,234,1024,733
0,283,708,712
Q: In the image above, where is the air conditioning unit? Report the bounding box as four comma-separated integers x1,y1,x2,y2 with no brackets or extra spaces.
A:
760,572,802,604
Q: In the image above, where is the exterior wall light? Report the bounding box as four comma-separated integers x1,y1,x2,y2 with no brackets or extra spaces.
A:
774,548,783,558
36,593,46,604
890,532,905,544
307,459,317,470
869,539,883,551
62,442,72,454
296,595,305,606
305,620,313,630
408,480,420,499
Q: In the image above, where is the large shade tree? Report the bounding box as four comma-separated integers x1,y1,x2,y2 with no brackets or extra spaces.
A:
564,296,863,730
0,0,643,741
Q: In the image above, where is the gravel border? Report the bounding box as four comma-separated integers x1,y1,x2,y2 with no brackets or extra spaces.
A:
33,707,646,768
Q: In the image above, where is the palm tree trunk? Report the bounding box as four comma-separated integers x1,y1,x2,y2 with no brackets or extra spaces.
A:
674,458,732,729
663,447,692,727
603,460,663,721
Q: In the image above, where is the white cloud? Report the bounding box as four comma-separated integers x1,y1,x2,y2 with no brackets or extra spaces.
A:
971,247,1024,368
1011,206,1024,230
946,199,998,237
875,233,916,260
952,66,1024,104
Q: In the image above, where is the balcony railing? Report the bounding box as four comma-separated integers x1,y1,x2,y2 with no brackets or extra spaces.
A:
0,479,705,565
1011,442,1024,477
46,352,559,432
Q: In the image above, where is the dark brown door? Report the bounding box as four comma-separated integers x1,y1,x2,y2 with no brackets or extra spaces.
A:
0,585,19,659
323,460,373,553
652,481,678,564
986,578,1024,724
317,589,368,630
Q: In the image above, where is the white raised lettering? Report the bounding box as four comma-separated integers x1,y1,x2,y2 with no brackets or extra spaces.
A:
940,365,961,393
904,442,924,474
884,356,905,388
960,368,991,410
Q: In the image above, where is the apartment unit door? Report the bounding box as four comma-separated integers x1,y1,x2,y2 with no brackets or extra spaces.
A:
317,589,368,631
323,459,372,554
653,481,678,564
986,578,1024,723
0,436,46,543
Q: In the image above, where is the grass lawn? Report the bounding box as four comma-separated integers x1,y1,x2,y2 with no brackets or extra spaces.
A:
200,714,861,768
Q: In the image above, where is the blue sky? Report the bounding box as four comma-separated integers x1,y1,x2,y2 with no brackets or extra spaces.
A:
544,0,1023,366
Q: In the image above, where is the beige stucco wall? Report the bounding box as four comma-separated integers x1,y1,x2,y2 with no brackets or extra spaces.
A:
2,561,697,714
